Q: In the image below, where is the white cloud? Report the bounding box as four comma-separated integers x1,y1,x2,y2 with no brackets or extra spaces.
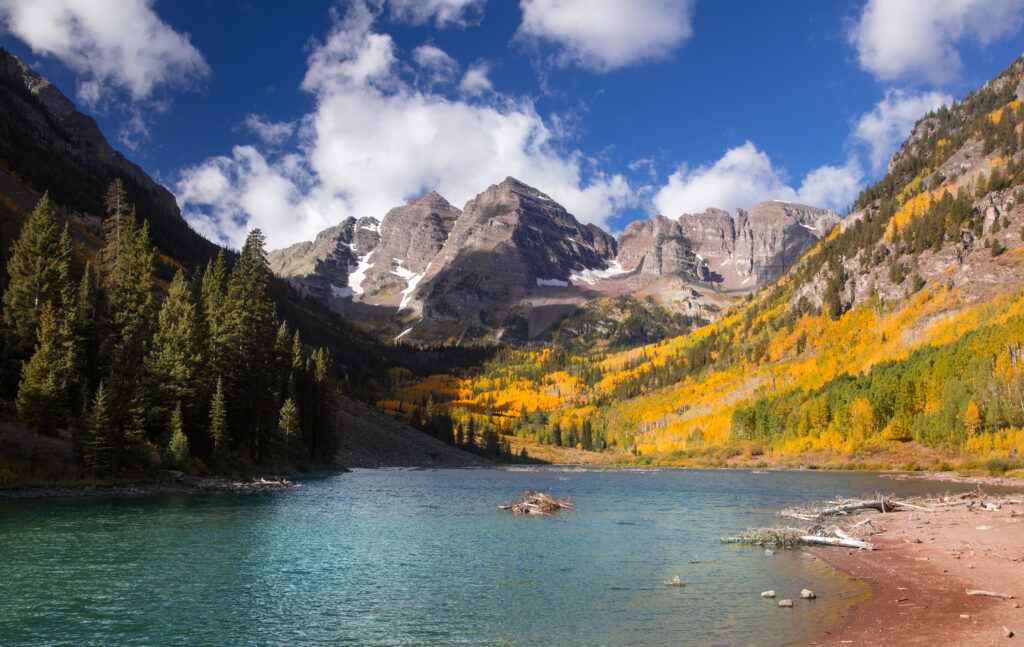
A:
387,0,485,27
413,44,459,86
243,114,296,146
459,61,492,96
853,89,952,171
517,0,695,71
652,142,862,216
851,0,1024,84
795,158,864,212
176,2,633,250
0,0,209,105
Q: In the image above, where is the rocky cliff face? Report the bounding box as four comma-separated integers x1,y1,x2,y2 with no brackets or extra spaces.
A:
0,52,183,224
616,214,708,282
355,191,460,305
267,216,380,304
676,201,840,290
269,179,839,343
410,178,617,336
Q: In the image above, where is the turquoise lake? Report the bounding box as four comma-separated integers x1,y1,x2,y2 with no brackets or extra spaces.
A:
0,467,995,646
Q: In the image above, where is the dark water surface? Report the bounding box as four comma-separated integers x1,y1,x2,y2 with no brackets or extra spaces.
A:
0,467,996,646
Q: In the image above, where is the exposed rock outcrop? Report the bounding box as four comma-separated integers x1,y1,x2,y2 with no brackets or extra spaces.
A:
675,201,839,290
0,52,183,223
411,177,616,335
268,179,839,343
356,191,460,305
267,217,380,304
616,215,708,282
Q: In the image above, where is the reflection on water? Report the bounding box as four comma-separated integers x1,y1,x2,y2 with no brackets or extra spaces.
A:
0,467,996,646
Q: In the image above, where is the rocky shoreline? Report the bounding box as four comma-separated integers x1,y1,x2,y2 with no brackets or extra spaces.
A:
0,475,299,500
804,493,1024,646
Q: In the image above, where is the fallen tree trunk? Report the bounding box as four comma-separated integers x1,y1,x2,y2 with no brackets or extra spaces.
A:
966,589,1015,599
800,535,874,550
819,499,897,516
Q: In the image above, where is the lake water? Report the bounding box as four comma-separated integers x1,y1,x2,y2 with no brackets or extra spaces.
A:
0,467,998,646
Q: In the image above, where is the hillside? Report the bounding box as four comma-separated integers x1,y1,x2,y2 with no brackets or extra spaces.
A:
382,54,1024,471
0,51,480,485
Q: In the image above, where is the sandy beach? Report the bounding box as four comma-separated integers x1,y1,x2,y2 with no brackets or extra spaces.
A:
809,495,1024,646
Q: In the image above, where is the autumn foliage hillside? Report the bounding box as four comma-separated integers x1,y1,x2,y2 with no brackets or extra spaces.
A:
379,55,1024,470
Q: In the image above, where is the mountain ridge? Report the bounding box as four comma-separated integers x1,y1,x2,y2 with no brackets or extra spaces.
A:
268,176,839,344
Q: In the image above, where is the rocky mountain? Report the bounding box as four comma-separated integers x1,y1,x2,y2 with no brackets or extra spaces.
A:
0,49,215,268
677,201,840,290
269,176,840,343
267,216,380,306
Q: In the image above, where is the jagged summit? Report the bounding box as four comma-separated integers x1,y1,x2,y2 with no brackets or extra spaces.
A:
269,176,838,343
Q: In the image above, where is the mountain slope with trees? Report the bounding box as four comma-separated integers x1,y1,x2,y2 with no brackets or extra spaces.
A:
382,54,1024,471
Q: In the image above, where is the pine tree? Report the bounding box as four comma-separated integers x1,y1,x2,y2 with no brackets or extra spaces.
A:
147,270,204,448
464,417,476,452
222,229,278,461
201,250,229,375
167,404,191,470
85,383,119,477
2,194,73,356
209,377,229,458
99,195,159,444
15,307,71,434
278,398,300,464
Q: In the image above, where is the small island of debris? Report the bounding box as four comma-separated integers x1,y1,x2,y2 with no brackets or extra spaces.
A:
499,490,573,515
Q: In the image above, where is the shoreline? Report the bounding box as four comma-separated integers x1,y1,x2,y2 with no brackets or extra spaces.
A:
806,497,1023,646
3,465,1021,501
0,475,301,500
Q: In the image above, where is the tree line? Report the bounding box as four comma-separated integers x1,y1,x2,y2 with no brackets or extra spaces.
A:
2,181,339,477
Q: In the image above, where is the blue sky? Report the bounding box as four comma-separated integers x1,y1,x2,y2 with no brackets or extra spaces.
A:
1,0,1023,250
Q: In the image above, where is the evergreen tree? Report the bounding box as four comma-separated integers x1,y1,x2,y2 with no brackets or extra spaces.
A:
201,250,229,376
2,194,72,356
222,229,278,461
15,307,72,434
167,404,191,470
147,270,204,448
209,377,229,458
464,417,476,452
275,321,292,396
84,383,119,477
99,191,159,444
278,398,300,464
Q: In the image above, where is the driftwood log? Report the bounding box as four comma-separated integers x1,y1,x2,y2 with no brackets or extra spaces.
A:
966,589,1015,599
499,491,573,515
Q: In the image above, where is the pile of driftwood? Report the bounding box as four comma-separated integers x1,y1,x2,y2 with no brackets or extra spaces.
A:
724,490,1024,551
499,490,573,515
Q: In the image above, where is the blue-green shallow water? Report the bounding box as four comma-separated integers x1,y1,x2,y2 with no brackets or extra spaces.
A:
0,467,1006,647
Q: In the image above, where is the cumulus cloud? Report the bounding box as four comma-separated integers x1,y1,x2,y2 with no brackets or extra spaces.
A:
853,89,952,171
242,114,296,146
653,142,863,217
0,0,209,106
517,0,695,72
851,0,1024,84
413,44,459,86
387,0,485,27
176,2,633,250
459,61,492,96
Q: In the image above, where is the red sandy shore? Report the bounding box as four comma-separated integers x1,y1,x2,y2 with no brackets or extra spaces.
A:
808,500,1024,646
